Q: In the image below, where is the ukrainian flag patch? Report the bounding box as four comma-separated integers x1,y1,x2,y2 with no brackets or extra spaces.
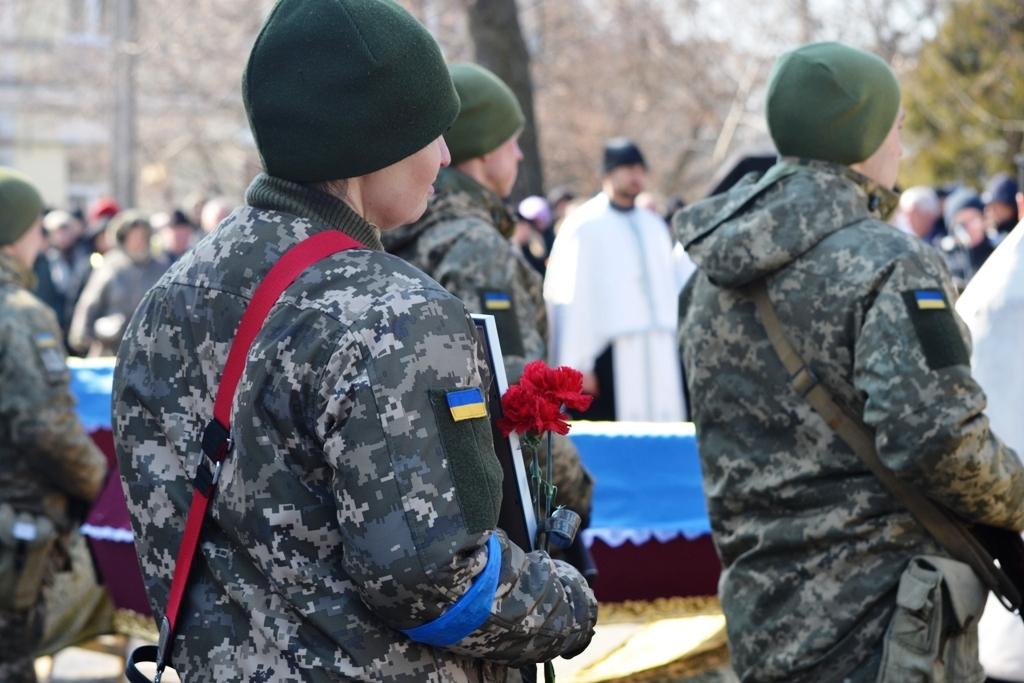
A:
902,288,968,370
913,290,947,310
447,387,488,422
482,291,511,311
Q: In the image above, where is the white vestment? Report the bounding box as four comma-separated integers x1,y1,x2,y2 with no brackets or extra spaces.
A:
544,193,691,421
956,222,1024,683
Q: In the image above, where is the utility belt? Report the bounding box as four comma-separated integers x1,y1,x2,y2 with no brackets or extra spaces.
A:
0,503,59,612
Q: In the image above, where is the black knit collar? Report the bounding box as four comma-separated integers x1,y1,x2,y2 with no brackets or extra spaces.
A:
244,173,384,251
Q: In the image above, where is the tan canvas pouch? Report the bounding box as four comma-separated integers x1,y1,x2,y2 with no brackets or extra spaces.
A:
0,503,58,611
877,555,987,682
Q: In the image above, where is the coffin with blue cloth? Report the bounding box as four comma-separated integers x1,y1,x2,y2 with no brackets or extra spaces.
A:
69,360,720,613
571,421,719,602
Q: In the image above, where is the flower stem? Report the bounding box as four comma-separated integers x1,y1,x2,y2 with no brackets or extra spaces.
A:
545,431,554,522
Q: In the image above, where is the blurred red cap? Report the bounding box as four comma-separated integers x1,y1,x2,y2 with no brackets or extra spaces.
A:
88,196,120,223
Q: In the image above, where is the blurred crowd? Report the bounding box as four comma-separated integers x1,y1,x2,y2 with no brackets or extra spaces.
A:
31,163,1019,365
893,172,1021,290
30,196,232,357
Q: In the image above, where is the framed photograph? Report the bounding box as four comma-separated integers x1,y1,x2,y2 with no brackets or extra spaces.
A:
471,314,538,552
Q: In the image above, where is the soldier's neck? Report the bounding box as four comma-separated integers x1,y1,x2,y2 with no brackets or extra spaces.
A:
0,250,34,288
454,160,503,198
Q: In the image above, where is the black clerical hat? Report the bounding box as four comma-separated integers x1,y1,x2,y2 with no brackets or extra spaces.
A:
602,138,647,174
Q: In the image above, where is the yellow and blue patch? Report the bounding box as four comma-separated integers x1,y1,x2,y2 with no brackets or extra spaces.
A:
913,290,947,310
446,387,487,422
902,288,968,370
33,332,68,380
482,291,511,311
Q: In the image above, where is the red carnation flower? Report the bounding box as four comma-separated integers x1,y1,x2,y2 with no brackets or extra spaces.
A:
519,361,593,413
498,383,572,438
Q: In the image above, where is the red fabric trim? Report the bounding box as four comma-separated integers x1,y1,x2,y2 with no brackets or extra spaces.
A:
165,489,211,629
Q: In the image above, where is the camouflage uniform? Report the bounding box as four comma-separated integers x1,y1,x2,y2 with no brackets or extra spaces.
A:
675,158,1024,682
0,252,108,683
113,175,597,683
384,168,593,525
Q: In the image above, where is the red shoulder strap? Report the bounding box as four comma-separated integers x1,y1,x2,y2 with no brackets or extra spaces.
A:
156,231,363,675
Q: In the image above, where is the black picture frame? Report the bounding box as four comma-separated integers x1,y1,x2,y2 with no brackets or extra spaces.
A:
471,314,537,552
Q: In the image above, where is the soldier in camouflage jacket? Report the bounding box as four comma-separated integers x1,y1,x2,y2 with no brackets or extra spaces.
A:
112,4,596,682
384,64,593,527
0,169,107,683
676,44,1024,682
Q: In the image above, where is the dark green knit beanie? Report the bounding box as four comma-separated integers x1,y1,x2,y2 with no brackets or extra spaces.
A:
446,63,525,164
0,168,43,246
766,42,901,165
243,0,460,182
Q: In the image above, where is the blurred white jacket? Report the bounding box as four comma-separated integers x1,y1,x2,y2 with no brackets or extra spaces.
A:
956,221,1024,682
545,193,689,421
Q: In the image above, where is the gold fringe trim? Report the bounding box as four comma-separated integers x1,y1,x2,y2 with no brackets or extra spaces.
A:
616,644,731,682
113,608,159,641
597,595,722,625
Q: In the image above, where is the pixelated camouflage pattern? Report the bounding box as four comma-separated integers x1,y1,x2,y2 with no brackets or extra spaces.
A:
0,252,107,521
0,598,42,683
113,174,596,683
0,251,108,682
384,168,592,522
675,158,1024,683
383,168,545,383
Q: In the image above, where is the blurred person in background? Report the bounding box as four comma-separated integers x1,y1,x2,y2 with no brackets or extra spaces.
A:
547,186,576,231
982,172,1019,244
939,187,995,288
69,211,167,356
35,210,92,338
515,194,552,274
181,190,208,228
956,173,1024,683
199,196,233,234
545,137,686,421
0,169,107,683
84,197,118,262
895,185,942,243
157,209,197,262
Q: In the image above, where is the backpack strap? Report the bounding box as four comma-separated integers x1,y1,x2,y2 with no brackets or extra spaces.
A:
126,231,363,683
746,279,1023,614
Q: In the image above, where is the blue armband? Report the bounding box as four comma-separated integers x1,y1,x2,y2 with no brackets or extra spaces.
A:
402,532,501,647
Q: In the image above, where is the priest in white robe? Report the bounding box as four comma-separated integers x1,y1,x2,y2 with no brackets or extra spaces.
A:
957,210,1024,683
544,138,691,422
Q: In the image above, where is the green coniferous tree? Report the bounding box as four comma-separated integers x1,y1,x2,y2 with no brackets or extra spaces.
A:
903,0,1024,186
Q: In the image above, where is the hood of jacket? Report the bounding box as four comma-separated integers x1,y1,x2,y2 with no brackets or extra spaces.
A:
673,158,899,289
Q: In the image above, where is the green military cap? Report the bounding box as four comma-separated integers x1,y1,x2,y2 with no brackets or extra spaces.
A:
243,0,460,182
445,63,525,165
766,42,901,165
0,168,43,246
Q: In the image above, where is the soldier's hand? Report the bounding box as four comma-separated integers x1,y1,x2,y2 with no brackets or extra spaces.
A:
550,558,598,659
